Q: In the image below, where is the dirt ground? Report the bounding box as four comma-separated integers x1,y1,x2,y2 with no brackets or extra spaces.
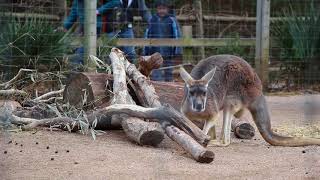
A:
1,95,320,180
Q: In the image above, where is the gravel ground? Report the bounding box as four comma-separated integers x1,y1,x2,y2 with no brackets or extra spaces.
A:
1,95,320,180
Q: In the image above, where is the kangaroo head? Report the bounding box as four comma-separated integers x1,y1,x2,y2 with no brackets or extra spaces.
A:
180,67,216,112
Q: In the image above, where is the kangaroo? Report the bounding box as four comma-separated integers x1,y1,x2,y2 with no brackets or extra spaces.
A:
180,55,320,147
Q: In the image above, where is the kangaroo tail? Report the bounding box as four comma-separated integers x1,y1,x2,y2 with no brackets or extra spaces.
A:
249,95,320,146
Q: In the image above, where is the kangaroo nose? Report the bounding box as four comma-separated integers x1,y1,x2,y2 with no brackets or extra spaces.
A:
195,104,203,111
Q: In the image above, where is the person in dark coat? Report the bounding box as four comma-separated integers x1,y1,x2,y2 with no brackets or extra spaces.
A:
143,0,182,81
98,0,151,62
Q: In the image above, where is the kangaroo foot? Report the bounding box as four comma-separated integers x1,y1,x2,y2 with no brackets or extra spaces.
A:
207,140,230,147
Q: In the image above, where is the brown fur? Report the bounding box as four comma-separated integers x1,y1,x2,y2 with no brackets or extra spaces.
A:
181,55,320,146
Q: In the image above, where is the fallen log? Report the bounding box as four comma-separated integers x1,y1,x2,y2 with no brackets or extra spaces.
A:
117,49,213,163
231,115,255,140
0,100,22,112
108,48,164,146
63,72,113,109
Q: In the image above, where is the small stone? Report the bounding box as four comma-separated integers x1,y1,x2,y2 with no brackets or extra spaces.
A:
46,146,50,149
51,158,54,161
74,162,78,164
305,172,309,175
55,151,58,154
302,150,306,154
66,150,69,153
15,143,18,145
4,151,7,154
8,140,12,144
267,146,270,149
36,142,39,145
20,144,23,147
20,150,22,152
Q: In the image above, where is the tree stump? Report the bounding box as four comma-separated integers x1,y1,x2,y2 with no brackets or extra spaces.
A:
63,72,113,110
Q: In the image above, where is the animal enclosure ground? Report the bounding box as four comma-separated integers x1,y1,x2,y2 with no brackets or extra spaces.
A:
1,95,320,179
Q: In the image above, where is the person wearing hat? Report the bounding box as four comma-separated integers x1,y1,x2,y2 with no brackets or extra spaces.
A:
143,0,182,82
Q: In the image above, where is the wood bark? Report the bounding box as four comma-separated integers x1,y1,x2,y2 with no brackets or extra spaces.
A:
63,72,113,109
109,48,164,146
138,53,163,77
0,100,22,112
121,52,214,163
231,115,255,140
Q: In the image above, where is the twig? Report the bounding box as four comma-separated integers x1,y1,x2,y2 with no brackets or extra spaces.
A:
33,87,65,102
0,69,36,89
37,97,63,103
10,114,38,125
22,117,76,131
0,89,28,98
157,63,194,70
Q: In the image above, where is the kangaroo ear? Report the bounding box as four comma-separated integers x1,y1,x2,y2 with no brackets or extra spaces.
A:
201,67,216,85
180,67,194,86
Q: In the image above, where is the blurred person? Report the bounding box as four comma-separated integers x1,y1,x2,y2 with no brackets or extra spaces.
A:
98,0,151,63
63,0,118,65
143,0,182,82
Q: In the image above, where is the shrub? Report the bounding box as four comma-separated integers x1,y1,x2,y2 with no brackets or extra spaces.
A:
0,17,72,73
271,1,320,84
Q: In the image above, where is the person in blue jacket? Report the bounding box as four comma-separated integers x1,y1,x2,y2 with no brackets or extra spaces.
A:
97,0,151,63
144,0,182,82
64,0,104,35
63,0,119,65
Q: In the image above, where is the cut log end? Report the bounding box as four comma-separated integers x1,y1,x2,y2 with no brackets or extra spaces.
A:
198,150,215,163
139,130,164,146
234,123,255,139
63,72,112,109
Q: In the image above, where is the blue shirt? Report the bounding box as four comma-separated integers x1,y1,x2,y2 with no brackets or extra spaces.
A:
144,14,182,57
64,0,119,32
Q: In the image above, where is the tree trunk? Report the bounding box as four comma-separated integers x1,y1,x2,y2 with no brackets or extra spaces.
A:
109,48,164,146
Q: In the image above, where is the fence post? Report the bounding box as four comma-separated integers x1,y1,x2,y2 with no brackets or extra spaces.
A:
193,0,205,59
182,25,193,63
84,0,97,72
56,0,67,19
255,0,270,90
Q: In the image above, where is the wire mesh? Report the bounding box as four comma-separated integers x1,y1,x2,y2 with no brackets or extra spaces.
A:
0,0,319,88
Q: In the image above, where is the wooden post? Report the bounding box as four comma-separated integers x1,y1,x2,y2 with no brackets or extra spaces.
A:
84,0,97,72
193,0,205,59
255,0,270,90
182,25,193,63
56,0,67,19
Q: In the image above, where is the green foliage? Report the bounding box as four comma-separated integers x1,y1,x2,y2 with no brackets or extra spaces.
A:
271,1,320,84
216,34,245,56
0,17,71,71
214,33,248,58
272,1,320,61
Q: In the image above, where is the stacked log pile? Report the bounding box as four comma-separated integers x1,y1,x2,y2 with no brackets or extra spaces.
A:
0,48,255,163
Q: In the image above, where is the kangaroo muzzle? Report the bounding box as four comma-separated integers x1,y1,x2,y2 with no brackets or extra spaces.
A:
193,99,205,112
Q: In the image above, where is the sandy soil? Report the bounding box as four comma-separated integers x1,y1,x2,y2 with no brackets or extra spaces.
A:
1,95,320,180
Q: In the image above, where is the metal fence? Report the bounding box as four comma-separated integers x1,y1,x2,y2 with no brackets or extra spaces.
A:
1,0,319,90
